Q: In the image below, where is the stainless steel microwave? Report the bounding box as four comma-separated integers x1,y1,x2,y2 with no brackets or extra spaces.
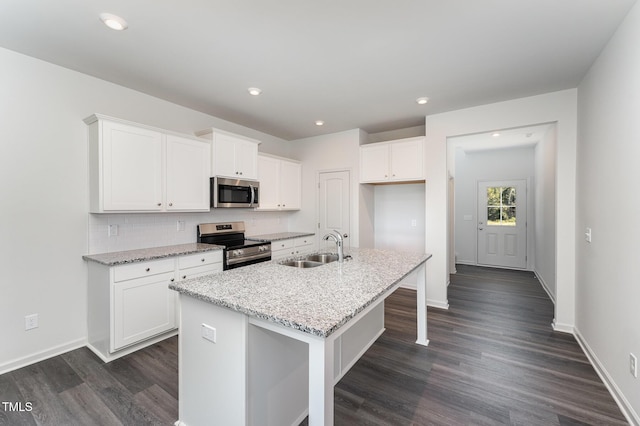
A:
211,177,260,208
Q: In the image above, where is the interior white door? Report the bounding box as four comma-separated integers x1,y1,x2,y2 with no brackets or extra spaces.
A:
477,180,527,269
318,170,350,250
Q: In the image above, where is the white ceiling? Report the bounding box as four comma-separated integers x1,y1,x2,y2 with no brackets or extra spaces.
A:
0,0,636,141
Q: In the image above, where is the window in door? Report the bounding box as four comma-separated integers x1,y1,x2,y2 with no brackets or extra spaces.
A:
486,186,516,226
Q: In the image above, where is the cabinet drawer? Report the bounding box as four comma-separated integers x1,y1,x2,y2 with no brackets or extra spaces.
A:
272,239,294,251
178,264,222,280
178,251,223,269
295,237,313,248
114,258,175,282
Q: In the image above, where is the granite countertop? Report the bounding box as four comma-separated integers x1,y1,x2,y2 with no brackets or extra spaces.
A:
83,243,223,266
169,248,431,338
245,231,315,242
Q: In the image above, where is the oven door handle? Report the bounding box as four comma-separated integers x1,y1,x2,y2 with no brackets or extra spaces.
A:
249,184,256,207
227,252,271,265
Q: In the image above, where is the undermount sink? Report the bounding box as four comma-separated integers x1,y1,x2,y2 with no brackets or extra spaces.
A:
280,260,324,268
280,253,339,268
305,253,339,263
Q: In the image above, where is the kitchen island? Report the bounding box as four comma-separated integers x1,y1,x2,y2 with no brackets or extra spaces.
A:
170,248,431,426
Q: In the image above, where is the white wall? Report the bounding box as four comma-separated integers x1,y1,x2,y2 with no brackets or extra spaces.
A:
534,126,557,299
373,183,425,252
576,1,640,422
288,129,364,248
453,147,535,266
424,89,577,327
0,47,290,373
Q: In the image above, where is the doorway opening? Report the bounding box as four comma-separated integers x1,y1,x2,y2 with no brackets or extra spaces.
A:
447,123,557,299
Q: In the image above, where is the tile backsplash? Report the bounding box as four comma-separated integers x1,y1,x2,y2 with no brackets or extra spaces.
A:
88,210,293,254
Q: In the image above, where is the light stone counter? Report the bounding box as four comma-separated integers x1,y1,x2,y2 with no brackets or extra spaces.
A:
245,231,315,242
169,247,430,338
82,243,223,266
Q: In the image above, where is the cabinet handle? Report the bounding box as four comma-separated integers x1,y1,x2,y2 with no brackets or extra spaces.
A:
182,275,187,279
384,174,388,178
201,258,205,262
157,202,162,206
170,278,175,282
277,204,281,207
282,204,285,207
146,268,150,272
169,202,173,207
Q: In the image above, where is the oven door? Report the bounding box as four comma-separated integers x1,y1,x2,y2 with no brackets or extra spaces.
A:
211,177,260,208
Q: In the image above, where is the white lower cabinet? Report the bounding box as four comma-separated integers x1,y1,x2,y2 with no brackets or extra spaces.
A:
177,251,224,280
112,266,176,351
271,236,314,260
87,250,223,362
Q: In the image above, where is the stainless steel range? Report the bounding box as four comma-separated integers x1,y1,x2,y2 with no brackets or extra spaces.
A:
197,222,271,270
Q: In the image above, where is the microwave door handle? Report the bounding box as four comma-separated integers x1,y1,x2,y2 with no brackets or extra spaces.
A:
249,184,255,207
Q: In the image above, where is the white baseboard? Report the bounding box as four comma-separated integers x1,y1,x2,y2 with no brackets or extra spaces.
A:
574,328,640,426
0,338,87,375
551,319,574,334
427,298,449,309
534,270,556,304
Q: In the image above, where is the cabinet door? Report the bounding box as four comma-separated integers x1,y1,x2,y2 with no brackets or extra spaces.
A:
271,239,295,260
257,156,280,210
112,272,177,351
213,133,239,178
293,236,313,256
235,139,258,180
390,138,424,181
360,144,390,182
279,160,301,210
166,135,211,211
102,121,163,211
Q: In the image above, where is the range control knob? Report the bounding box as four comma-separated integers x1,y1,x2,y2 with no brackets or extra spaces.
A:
233,249,244,257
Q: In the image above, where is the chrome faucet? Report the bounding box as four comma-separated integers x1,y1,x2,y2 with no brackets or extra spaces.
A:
323,230,344,263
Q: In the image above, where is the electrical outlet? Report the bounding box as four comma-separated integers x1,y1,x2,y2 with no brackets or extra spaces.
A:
585,227,592,243
631,353,638,378
25,314,38,330
201,323,216,343
108,224,119,237
177,220,185,232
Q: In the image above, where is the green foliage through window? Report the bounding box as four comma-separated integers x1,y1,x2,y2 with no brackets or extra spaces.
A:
487,187,516,226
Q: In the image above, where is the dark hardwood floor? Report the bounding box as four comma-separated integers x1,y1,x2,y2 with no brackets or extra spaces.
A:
1,265,627,425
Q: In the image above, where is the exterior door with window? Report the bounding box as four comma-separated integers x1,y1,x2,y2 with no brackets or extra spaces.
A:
477,180,527,269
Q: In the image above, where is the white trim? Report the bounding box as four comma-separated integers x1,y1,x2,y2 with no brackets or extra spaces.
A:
534,269,556,304
427,298,450,310
551,319,574,334
574,328,640,426
0,338,86,375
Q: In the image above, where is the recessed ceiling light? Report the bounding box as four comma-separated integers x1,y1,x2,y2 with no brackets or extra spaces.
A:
99,13,128,31
416,97,429,105
315,120,324,126
492,132,501,137
247,87,262,96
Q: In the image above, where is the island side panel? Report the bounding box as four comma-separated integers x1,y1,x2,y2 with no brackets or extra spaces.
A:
178,294,248,426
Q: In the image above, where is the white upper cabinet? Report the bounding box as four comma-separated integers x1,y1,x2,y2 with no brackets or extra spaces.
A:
257,154,302,211
165,134,211,211
360,136,425,183
86,114,211,213
196,128,260,180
